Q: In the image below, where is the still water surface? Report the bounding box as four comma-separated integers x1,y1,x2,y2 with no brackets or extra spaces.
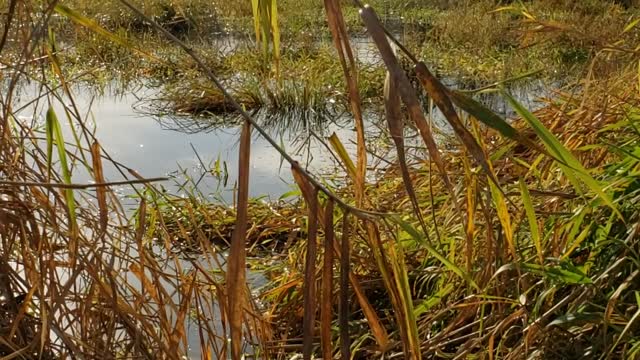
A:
13,84,360,209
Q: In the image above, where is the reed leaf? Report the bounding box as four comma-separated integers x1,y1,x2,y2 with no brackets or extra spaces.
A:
349,267,390,349
562,222,592,260
359,5,455,198
45,110,53,178
171,275,194,352
269,0,280,74
384,69,428,238
321,199,335,360
291,166,321,360
463,156,477,272
251,0,280,75
490,179,516,259
328,133,357,182
324,0,367,207
414,62,501,188
227,120,252,360
495,263,592,284
392,216,479,290
519,178,543,264
251,0,260,42
387,226,421,359
339,212,351,360
302,187,319,360
90,142,108,236
448,90,551,159
291,168,387,355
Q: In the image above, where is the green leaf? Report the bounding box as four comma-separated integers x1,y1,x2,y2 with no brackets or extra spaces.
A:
45,110,54,176
623,18,640,34
414,283,454,317
450,90,551,160
278,188,301,200
251,0,261,43
562,222,592,259
450,90,521,139
269,0,280,73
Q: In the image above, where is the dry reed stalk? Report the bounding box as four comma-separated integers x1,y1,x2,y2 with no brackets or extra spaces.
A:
227,119,252,359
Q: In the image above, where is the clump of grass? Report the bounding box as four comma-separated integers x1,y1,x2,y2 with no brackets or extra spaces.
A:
153,44,385,117
148,194,304,253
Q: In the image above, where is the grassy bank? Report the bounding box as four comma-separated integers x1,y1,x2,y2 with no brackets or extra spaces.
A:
37,0,640,116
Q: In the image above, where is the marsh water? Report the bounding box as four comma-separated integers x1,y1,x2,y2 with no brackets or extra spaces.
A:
11,84,364,207
12,79,551,212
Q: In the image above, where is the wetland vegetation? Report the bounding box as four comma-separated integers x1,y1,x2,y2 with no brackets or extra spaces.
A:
2,0,640,359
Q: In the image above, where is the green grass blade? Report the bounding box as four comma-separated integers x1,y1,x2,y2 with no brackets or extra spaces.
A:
450,90,521,138
269,0,280,75
391,216,479,291
562,222,593,259
495,263,592,284
522,263,592,284
45,110,54,177
46,107,77,230
414,283,454,317
251,0,260,43
623,18,640,34
503,91,622,220
387,231,421,358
